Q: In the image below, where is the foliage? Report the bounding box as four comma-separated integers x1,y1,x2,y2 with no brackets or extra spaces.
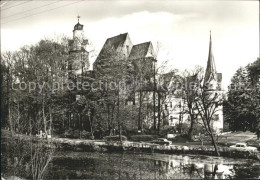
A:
130,135,158,142
2,137,55,180
225,58,260,132
104,135,127,141
171,135,190,142
1,37,70,136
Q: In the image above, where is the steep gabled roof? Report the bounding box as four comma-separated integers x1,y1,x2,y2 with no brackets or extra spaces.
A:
105,33,128,49
128,42,154,60
96,33,129,60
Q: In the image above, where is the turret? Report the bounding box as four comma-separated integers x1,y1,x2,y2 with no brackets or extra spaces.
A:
68,16,89,79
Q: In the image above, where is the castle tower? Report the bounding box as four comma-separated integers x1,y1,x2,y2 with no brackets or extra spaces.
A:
68,16,89,81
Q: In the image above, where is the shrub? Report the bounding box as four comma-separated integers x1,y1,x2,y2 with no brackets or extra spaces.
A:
172,134,189,142
63,128,74,138
104,135,127,141
81,130,93,139
130,135,158,142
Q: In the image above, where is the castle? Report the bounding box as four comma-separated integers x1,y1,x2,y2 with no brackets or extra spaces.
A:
68,19,223,133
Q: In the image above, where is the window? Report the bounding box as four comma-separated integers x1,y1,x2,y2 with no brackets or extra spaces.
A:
170,102,173,108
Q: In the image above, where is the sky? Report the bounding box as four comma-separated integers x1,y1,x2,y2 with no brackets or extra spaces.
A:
1,0,259,90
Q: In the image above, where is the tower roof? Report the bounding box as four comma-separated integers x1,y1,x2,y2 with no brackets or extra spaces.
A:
74,22,83,31
74,16,83,31
204,31,217,83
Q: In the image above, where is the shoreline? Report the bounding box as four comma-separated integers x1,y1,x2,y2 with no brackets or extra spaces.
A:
2,133,260,161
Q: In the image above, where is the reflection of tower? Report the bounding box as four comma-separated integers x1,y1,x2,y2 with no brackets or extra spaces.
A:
68,16,89,81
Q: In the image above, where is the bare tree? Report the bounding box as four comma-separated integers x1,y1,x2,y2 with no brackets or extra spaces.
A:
179,66,204,140
195,84,224,156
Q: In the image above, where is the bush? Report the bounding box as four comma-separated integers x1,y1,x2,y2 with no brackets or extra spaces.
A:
104,135,127,141
81,130,93,139
172,134,189,142
130,135,158,142
63,128,74,138
159,127,176,137
62,129,94,139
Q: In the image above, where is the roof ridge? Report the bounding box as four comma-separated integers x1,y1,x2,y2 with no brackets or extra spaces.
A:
133,41,151,46
107,32,128,40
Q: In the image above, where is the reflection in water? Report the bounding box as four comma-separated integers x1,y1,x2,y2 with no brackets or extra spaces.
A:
44,152,259,179
2,148,260,179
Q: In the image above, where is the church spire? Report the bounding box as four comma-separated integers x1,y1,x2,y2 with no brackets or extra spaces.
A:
77,15,80,23
204,30,217,84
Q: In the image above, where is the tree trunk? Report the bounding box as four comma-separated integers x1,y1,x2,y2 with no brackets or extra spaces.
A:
68,113,71,128
89,108,95,139
157,92,161,135
79,113,81,138
49,106,52,135
8,100,14,136
17,101,21,133
153,60,156,134
107,105,112,136
42,95,47,134
117,86,122,142
89,115,93,139
208,128,220,156
138,91,142,132
81,114,84,136
188,115,194,140
178,112,183,135
29,112,32,136
7,73,14,136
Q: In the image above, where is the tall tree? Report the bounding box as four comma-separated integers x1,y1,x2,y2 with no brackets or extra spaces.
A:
225,58,260,132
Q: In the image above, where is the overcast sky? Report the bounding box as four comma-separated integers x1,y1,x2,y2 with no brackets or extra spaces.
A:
1,0,259,90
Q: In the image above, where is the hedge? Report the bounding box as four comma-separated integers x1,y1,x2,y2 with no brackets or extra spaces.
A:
104,135,127,141
130,135,158,142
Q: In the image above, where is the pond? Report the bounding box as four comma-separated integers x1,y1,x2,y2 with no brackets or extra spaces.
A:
3,150,260,179
1,137,260,179
46,151,260,179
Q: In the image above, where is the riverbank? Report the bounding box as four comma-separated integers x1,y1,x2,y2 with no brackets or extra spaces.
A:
1,130,260,161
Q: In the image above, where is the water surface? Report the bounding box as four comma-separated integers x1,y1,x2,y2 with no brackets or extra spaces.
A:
44,151,260,179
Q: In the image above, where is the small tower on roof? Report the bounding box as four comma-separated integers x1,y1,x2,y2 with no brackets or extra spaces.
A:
68,16,89,80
